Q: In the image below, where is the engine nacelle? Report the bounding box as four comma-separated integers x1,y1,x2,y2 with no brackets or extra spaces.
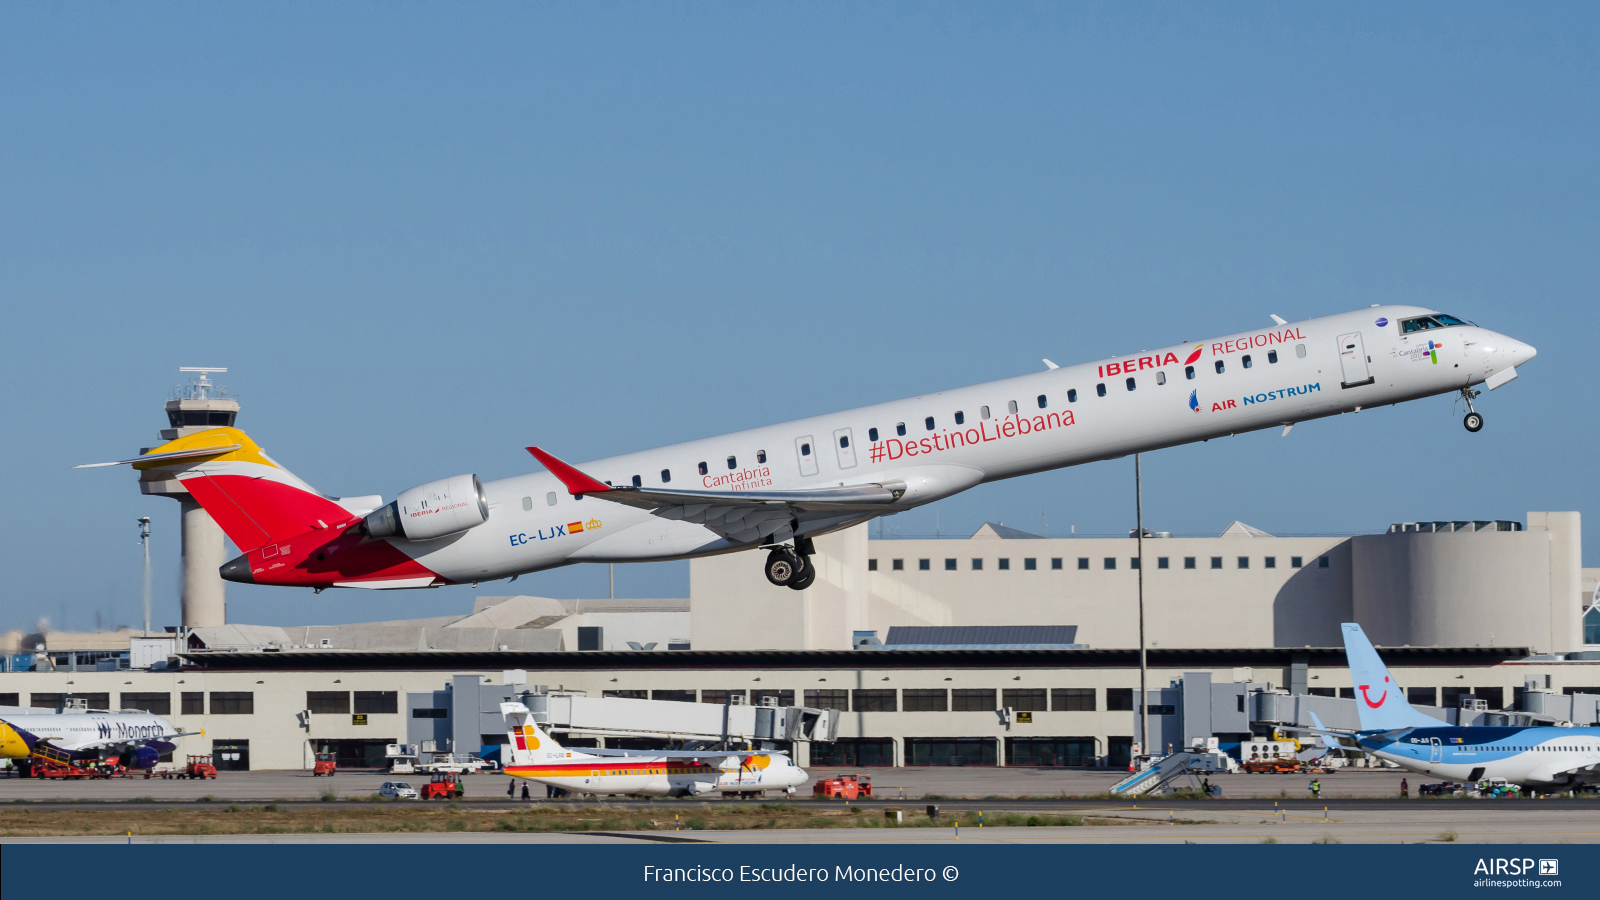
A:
363,474,489,541
124,746,161,770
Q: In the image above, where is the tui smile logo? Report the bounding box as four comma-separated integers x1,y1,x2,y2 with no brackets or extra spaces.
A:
1358,676,1391,708
1188,389,1200,412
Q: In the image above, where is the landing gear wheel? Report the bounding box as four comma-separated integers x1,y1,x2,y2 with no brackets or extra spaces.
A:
788,564,817,591
1464,412,1484,433
765,549,801,586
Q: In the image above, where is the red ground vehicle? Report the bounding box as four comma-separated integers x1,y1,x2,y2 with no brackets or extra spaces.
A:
812,774,873,799
162,754,218,779
421,772,464,800
313,752,337,776
1241,758,1303,774
29,758,96,780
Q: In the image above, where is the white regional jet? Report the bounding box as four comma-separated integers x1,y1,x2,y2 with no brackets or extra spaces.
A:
80,305,1534,591
498,702,806,797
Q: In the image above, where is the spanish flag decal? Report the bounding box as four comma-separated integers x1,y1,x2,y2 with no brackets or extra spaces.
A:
568,521,584,533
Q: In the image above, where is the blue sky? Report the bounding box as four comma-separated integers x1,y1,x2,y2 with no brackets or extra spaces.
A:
2,3,1595,632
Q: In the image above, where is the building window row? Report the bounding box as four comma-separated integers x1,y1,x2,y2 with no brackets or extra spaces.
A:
873,555,1332,571
801,687,1103,713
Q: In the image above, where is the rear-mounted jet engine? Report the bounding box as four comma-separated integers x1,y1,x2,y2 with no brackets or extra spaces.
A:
362,474,490,541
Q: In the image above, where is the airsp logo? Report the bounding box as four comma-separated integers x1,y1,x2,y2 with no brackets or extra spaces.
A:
1473,858,1553,876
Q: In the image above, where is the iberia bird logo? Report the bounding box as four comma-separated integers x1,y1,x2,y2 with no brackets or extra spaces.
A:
1183,344,1205,365
1188,389,1200,413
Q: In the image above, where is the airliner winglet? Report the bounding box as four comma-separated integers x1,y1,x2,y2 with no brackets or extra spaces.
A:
526,447,612,496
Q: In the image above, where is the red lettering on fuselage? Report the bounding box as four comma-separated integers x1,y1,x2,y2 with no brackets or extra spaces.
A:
1212,327,1307,357
877,411,1074,463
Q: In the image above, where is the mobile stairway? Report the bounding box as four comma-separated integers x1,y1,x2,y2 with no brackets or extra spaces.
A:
1110,751,1231,797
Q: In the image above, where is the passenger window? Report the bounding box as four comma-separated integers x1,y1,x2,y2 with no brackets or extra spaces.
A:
1007,400,1018,414
954,411,965,425
1214,360,1225,374
727,456,736,469
1037,394,1047,408
1267,350,1278,364
1096,383,1106,397
522,496,532,511
1185,365,1195,380
1125,377,1136,391
1295,344,1306,358
546,492,558,506
799,444,810,457
980,406,990,419
896,422,906,436
1156,371,1166,385
1242,354,1252,369
757,450,767,463
660,469,671,483
925,417,935,431
698,461,709,475
839,435,849,448
1067,389,1077,402
868,428,878,442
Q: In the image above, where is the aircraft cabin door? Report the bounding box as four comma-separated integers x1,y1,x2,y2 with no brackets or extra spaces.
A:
833,427,858,469
795,435,818,477
1429,737,1442,763
1337,332,1374,388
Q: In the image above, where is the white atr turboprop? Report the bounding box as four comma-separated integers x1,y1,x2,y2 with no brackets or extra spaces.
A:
80,305,1535,591
498,702,806,797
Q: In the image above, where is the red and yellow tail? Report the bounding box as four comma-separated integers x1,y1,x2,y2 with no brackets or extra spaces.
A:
136,428,356,553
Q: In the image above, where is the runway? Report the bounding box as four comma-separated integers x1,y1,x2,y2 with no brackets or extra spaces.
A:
7,800,1599,844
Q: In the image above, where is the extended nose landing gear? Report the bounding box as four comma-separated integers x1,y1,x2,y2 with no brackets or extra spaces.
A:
764,538,817,590
1460,386,1484,433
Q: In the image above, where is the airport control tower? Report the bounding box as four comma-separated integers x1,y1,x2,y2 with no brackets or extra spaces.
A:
140,368,239,628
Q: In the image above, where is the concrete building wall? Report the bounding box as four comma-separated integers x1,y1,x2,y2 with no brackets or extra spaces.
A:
1352,530,1553,652
692,513,1583,652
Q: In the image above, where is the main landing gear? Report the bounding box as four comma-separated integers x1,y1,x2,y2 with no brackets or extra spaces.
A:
764,537,816,591
1460,386,1484,433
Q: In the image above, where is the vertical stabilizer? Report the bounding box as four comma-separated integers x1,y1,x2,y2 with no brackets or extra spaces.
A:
1341,623,1440,731
500,702,564,766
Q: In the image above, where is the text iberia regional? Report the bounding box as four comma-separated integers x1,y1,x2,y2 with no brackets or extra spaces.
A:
868,410,1074,463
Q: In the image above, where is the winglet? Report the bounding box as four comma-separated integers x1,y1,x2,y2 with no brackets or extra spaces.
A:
526,447,612,495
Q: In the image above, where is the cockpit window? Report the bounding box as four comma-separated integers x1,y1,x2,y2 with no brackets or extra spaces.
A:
1401,314,1470,333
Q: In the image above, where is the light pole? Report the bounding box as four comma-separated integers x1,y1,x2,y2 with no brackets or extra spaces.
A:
1136,455,1147,761
138,516,152,636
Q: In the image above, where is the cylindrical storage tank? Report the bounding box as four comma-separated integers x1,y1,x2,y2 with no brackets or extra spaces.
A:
1351,529,1552,652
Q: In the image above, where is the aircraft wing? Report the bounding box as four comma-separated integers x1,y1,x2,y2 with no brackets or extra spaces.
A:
581,747,788,760
527,447,903,544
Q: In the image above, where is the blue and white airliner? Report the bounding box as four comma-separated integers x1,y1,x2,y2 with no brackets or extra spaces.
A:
1306,624,1600,790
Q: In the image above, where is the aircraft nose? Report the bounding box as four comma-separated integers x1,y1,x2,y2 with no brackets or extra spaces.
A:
1511,338,1537,363
219,554,255,584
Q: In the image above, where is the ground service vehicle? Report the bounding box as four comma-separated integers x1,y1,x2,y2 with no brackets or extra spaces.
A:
161,755,217,780
813,774,872,799
313,752,337,776
422,772,464,799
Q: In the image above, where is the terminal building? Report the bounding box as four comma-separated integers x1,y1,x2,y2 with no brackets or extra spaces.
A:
1,512,1595,771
